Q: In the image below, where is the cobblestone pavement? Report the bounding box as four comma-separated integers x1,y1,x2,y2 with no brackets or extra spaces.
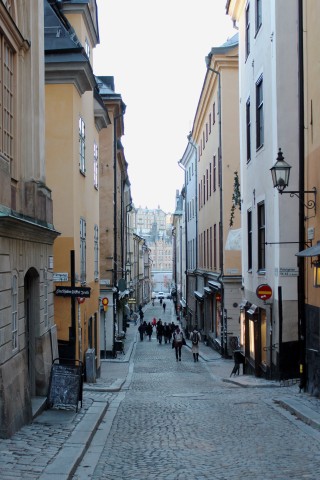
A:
1,300,320,480
73,302,320,480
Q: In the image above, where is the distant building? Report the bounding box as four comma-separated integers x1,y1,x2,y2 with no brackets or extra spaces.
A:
131,206,173,292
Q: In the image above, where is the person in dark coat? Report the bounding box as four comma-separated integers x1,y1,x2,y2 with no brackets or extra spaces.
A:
138,323,145,341
146,322,153,341
156,320,164,344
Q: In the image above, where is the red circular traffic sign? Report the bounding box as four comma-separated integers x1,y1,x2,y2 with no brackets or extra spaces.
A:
256,284,272,300
102,297,109,306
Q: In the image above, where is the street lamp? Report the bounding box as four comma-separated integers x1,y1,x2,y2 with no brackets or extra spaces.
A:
270,148,317,212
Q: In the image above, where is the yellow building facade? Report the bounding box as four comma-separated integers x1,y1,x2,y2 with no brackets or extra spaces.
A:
45,1,109,371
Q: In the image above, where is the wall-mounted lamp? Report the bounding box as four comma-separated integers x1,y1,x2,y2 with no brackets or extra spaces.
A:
270,148,317,212
313,260,320,287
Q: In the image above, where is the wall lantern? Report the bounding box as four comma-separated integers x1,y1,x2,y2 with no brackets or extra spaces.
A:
270,148,317,212
313,258,320,288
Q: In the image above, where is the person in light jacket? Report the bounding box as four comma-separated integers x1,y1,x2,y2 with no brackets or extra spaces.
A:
173,326,184,361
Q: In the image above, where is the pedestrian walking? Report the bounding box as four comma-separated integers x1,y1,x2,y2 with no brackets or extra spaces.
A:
152,317,157,329
163,301,166,313
146,322,153,341
156,319,164,344
138,323,145,341
163,323,170,344
190,326,201,362
173,326,185,361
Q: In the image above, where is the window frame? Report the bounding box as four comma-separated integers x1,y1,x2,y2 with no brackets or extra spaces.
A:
245,3,250,59
255,0,262,34
256,76,264,150
246,98,251,163
79,116,86,174
257,202,266,272
247,209,252,271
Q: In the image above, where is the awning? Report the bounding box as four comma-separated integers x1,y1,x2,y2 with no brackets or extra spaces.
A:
180,299,186,308
296,242,320,258
247,304,258,316
204,287,212,295
118,289,129,299
194,291,204,301
208,280,221,291
239,300,250,310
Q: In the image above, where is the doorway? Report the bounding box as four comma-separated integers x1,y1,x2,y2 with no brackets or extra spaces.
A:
24,268,40,396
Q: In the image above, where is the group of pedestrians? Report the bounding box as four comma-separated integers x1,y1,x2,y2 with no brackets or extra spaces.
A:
137,309,201,363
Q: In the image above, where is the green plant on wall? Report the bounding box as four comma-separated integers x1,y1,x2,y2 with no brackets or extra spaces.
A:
230,171,241,227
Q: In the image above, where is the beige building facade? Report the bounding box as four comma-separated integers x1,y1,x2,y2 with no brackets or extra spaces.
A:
0,1,59,437
190,34,241,354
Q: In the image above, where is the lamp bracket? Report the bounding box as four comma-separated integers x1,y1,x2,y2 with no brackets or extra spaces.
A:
279,187,317,213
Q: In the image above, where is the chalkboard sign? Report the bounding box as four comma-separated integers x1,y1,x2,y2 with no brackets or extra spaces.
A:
47,359,83,412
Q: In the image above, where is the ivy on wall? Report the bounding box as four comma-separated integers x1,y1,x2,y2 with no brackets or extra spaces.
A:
229,171,241,227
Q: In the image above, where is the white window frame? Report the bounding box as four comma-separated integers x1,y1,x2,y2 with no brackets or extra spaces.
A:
80,217,86,282
93,141,98,189
79,116,86,173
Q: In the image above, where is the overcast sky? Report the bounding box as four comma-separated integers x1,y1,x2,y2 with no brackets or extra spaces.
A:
94,0,236,213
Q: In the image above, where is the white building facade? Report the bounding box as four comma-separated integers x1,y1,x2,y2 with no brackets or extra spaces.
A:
228,0,301,378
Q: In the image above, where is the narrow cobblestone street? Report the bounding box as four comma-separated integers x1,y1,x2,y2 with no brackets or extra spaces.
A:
74,301,320,480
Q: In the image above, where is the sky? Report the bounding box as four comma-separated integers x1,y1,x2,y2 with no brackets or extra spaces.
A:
93,0,236,213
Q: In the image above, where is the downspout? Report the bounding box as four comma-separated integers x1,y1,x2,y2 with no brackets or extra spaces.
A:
298,0,306,390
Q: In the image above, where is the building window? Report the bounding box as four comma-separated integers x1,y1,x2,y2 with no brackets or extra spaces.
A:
256,76,264,149
12,273,18,351
80,217,86,282
3,0,12,13
206,169,209,201
214,223,217,270
85,37,90,59
245,3,250,59
218,148,221,187
209,113,212,133
204,231,206,268
255,0,262,33
94,141,98,189
44,269,48,328
246,98,251,163
94,224,99,279
257,202,265,271
209,162,212,196
206,123,208,142
203,131,205,149
209,226,213,270
247,209,252,271
213,155,216,191
213,102,216,124
79,116,86,173
203,175,206,205
0,37,14,165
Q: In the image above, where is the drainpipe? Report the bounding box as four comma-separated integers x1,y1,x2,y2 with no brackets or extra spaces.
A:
298,0,306,390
